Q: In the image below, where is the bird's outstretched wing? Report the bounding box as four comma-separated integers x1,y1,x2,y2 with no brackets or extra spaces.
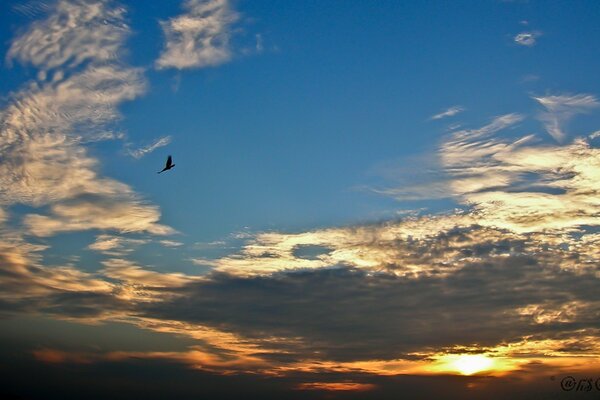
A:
158,155,174,173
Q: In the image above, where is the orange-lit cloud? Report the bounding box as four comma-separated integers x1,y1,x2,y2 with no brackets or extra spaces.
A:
295,382,377,391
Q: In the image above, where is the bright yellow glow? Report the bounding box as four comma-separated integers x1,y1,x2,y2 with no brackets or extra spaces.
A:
428,354,508,375
451,355,494,375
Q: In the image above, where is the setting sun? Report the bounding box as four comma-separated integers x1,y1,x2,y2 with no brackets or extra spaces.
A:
452,355,494,375
429,354,504,376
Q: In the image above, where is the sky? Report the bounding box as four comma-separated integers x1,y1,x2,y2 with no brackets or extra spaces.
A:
1,0,600,398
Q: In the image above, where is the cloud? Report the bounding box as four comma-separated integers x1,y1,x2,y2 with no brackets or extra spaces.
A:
439,111,600,232
25,196,175,236
0,65,146,206
4,205,600,378
0,0,173,237
88,234,148,255
127,135,172,159
374,101,600,233
5,65,598,381
589,130,600,139
296,382,376,392
7,0,128,70
160,240,184,247
370,114,525,201
156,0,239,70
513,31,541,47
533,94,600,142
3,1,600,389
142,238,600,364
100,258,199,302
430,106,465,120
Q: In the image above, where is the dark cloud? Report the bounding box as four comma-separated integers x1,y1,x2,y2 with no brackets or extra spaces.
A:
141,246,600,362
3,223,599,367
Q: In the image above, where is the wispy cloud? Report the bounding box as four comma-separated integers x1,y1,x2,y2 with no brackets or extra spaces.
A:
127,135,172,159
156,0,239,70
160,240,184,247
25,197,174,237
533,93,600,142
514,31,541,47
437,108,600,232
430,106,464,120
88,234,148,256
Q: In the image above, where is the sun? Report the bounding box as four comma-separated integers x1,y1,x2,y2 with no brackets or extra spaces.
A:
451,355,494,375
428,352,518,376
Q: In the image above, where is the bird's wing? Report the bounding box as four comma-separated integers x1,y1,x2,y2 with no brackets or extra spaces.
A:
166,155,172,167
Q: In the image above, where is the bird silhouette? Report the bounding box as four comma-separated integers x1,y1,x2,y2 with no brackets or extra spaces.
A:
158,155,175,174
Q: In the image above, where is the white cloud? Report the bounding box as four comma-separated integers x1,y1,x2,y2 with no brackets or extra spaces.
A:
0,0,173,237
25,198,175,237
127,135,172,159
7,0,128,70
533,94,600,142
439,109,600,232
589,130,600,139
430,106,464,120
89,234,148,255
101,258,197,291
377,104,600,234
156,0,239,70
160,240,184,247
514,31,541,47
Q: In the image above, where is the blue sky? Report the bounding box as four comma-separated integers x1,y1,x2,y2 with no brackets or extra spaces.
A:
2,0,600,398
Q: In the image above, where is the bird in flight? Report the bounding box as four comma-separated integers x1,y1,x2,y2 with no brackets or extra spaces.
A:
158,155,175,174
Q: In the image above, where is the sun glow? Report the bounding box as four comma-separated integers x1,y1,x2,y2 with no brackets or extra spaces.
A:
451,355,494,375
429,354,503,375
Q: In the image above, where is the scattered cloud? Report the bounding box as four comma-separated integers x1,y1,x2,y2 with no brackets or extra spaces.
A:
514,31,541,47
127,136,172,159
589,130,600,139
25,196,174,236
0,0,173,238
519,74,540,83
88,234,148,256
160,240,184,247
156,0,239,70
255,33,264,53
533,93,600,141
430,106,465,120
7,0,129,70
440,110,600,232
100,258,199,301
3,191,600,380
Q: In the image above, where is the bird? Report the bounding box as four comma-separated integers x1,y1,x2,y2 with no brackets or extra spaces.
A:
158,155,175,174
